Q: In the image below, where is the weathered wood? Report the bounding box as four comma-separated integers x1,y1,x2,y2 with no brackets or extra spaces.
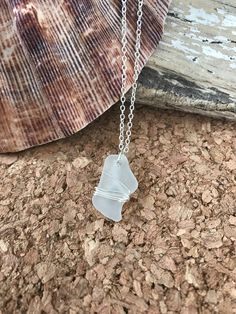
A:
137,0,236,120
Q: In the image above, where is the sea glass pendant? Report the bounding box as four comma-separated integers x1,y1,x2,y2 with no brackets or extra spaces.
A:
92,154,138,222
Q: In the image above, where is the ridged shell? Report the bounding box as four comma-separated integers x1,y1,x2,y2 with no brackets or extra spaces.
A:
0,0,170,153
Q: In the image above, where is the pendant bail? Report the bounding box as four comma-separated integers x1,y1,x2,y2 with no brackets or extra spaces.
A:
117,151,124,164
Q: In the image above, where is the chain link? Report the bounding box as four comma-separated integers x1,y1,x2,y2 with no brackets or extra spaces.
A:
118,0,128,152
119,0,144,154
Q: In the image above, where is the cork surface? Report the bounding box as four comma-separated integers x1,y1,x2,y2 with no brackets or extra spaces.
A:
0,105,236,313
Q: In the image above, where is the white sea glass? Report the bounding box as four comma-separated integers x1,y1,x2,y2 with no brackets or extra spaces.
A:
92,154,138,222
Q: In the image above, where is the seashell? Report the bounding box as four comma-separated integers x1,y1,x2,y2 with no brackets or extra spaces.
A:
0,0,170,153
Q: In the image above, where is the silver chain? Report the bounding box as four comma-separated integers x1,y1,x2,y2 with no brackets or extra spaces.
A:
119,0,144,154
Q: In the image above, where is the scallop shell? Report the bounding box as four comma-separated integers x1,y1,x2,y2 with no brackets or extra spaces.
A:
0,0,170,153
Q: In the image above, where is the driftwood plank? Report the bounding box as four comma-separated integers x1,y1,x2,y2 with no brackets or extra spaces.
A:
136,0,236,120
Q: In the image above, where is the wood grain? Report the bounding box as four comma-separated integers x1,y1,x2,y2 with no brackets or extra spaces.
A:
137,0,236,120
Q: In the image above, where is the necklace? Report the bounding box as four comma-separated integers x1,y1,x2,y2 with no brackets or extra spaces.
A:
92,0,144,222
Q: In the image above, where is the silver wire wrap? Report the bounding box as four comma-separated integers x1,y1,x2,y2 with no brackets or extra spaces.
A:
119,0,144,154
94,172,130,203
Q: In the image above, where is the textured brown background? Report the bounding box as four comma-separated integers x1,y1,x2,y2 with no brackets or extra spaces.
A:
0,105,236,313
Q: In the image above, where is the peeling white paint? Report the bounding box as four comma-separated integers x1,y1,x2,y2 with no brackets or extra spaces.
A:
222,15,236,27
156,0,236,99
216,8,236,28
202,46,233,61
217,8,226,15
172,7,184,14
186,6,220,26
185,32,212,43
221,45,236,53
230,63,236,69
190,27,200,34
184,33,229,49
171,39,198,55
214,36,228,42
